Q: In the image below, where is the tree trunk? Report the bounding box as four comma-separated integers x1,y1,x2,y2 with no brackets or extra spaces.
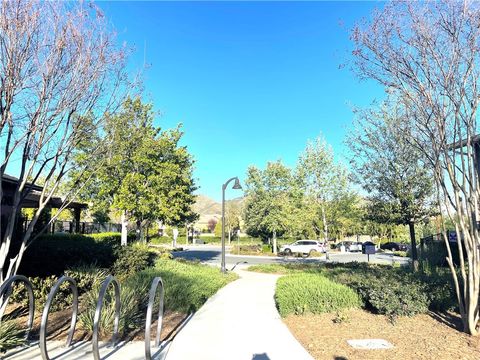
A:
272,230,277,255
121,211,128,246
136,220,142,242
408,220,418,271
321,205,330,260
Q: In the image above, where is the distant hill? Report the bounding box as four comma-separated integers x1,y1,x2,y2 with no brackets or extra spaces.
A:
193,195,244,230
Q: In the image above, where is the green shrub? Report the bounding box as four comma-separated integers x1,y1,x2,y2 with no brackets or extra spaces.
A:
111,245,155,279
250,262,456,315
0,320,26,353
78,276,149,337
65,264,110,295
275,274,361,317
149,236,173,245
393,251,408,257
89,232,135,247
351,276,429,319
17,233,119,277
262,244,272,253
10,265,109,311
10,275,72,311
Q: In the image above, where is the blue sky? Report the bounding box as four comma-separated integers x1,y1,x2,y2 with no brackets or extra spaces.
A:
100,1,385,201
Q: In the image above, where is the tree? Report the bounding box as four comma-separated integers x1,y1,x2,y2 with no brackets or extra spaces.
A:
214,220,223,238
225,201,241,243
351,0,480,334
296,136,349,244
244,161,298,254
348,103,436,265
76,97,198,244
0,0,130,284
207,218,217,233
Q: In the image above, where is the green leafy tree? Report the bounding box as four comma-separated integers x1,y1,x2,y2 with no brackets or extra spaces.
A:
244,161,299,254
225,201,241,243
214,220,223,238
296,136,350,244
75,97,198,243
348,103,436,264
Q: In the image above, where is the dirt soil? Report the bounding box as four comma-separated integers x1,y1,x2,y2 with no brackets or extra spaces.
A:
284,309,480,360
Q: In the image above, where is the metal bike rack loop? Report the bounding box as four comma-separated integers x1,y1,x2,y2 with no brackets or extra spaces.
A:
0,275,35,339
145,277,165,360
92,275,121,360
39,276,79,360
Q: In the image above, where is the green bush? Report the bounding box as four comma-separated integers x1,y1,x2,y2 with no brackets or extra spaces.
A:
262,244,272,253
78,275,150,337
275,274,361,317
250,262,456,316
149,236,173,245
111,245,155,279
17,233,119,277
10,275,72,311
10,265,109,311
65,264,110,295
350,276,429,319
0,320,26,353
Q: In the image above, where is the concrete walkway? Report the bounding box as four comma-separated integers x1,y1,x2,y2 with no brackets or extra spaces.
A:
165,269,314,360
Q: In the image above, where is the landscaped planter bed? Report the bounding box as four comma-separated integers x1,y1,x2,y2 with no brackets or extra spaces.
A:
284,309,480,360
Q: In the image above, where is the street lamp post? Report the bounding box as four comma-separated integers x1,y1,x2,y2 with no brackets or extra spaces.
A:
221,177,242,273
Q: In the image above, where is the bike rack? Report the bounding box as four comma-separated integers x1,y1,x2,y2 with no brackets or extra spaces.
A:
1,274,173,359
39,276,79,360
0,275,35,340
145,276,164,360
92,275,121,360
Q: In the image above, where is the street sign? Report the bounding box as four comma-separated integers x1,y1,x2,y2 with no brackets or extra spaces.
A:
363,245,375,255
448,230,458,243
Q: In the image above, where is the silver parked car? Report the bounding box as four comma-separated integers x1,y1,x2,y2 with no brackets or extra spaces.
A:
335,241,362,252
280,240,325,255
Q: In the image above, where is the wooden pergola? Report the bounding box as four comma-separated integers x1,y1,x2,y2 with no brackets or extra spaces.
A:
1,174,87,236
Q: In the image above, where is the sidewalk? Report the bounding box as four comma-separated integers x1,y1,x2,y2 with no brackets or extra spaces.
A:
165,269,314,360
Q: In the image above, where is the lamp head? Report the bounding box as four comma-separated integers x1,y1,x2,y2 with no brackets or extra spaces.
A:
232,177,243,190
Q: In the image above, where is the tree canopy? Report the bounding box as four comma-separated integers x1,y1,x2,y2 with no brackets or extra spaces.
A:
75,97,198,239
348,102,437,262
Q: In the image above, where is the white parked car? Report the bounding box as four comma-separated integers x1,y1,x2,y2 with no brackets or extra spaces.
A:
280,240,325,255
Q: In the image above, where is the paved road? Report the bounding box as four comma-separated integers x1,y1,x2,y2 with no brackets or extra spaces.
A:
172,245,410,268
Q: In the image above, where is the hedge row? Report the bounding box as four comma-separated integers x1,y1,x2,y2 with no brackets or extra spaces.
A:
17,232,136,277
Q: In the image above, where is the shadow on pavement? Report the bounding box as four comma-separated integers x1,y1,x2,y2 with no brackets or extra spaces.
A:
172,250,220,262
252,353,271,360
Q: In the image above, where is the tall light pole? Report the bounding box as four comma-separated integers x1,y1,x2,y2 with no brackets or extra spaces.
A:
221,177,242,273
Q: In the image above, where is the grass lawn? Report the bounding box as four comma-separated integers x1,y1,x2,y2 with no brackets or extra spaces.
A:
247,262,479,359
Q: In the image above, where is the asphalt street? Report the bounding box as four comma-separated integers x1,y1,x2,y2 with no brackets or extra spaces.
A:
172,245,410,268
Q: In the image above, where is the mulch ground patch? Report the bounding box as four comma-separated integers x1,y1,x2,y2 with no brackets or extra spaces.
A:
283,309,480,360
6,304,186,343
